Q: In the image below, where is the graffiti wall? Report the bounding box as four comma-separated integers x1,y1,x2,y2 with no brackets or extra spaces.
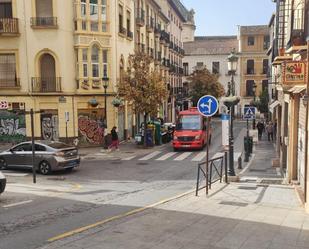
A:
0,110,26,143
41,112,59,141
78,109,104,146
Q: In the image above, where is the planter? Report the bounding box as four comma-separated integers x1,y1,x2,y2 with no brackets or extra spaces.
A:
111,97,123,107
88,98,99,108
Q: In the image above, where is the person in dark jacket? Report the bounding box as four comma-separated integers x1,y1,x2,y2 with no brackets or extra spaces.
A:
256,121,265,140
109,126,119,150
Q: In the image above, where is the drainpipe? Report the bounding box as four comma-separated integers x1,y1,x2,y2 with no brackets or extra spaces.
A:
305,40,309,205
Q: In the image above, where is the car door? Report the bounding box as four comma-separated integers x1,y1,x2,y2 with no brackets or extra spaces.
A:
5,143,32,168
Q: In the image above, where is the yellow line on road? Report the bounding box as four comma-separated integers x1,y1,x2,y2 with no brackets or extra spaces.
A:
48,189,195,242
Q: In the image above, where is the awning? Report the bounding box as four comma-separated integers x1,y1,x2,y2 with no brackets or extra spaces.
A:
289,85,307,94
269,100,280,113
285,45,307,54
272,55,293,65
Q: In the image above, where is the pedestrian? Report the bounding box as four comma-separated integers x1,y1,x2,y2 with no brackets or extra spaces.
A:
109,126,119,151
266,122,274,142
256,121,265,140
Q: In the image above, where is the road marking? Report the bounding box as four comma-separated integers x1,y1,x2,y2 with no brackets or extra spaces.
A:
174,152,192,161
191,152,206,161
156,152,177,161
48,188,195,242
211,152,224,160
3,173,29,177
139,151,161,161
122,156,136,161
2,200,33,208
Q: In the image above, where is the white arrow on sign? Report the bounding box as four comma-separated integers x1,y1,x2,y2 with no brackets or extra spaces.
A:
200,99,213,113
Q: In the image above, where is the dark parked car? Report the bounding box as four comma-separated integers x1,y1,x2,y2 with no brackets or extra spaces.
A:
0,141,80,175
0,171,6,194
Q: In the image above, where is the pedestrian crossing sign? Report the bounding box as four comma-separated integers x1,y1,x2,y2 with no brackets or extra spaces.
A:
243,106,256,119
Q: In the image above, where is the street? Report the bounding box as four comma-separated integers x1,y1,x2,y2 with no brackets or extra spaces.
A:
0,120,245,249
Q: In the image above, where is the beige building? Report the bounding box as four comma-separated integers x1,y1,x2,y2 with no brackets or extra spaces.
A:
238,25,270,114
0,0,134,146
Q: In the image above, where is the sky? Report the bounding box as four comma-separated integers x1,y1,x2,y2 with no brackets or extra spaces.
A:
181,0,276,36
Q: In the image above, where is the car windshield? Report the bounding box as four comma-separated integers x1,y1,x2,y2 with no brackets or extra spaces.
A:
47,142,71,149
176,115,201,130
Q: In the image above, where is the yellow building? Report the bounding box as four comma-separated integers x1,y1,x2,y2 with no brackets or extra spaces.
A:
0,0,134,146
238,25,270,114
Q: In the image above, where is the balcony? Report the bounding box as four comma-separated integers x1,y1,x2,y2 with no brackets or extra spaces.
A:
31,77,62,93
30,17,57,28
154,24,161,37
136,9,145,27
127,30,133,40
137,43,145,53
119,26,127,36
0,18,19,35
147,47,154,58
0,78,20,88
146,17,154,32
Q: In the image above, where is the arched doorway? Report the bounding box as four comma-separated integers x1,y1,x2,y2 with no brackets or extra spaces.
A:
40,53,56,92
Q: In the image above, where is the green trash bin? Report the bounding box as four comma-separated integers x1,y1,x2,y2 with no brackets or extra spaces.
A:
153,121,162,145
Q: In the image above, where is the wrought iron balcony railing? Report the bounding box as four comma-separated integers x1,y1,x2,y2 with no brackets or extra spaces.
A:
30,17,57,27
31,77,62,92
0,18,19,34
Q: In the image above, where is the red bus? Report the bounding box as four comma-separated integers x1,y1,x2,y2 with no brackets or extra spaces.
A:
172,107,212,151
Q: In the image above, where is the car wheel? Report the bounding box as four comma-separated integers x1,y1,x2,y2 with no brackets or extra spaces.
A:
39,161,51,175
0,157,7,170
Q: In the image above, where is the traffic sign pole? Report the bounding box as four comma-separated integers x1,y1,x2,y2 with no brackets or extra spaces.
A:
206,117,210,195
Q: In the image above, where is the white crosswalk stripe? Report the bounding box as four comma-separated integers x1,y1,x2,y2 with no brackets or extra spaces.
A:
191,152,206,162
139,151,162,161
156,152,178,161
122,155,137,161
174,152,192,161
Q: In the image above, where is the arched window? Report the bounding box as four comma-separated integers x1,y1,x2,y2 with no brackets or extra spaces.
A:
91,45,99,77
40,53,56,92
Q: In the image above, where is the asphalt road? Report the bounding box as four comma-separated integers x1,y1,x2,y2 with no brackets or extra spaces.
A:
0,120,246,249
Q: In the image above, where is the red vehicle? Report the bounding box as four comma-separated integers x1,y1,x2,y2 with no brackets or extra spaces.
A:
172,107,212,151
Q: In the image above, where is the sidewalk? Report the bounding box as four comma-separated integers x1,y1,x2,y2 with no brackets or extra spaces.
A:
37,138,309,249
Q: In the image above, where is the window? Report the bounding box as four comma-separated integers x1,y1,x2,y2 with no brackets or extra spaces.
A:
247,60,254,74
13,143,31,152
102,50,108,77
126,10,131,33
35,144,46,151
0,0,12,18
90,0,98,20
119,5,123,33
248,36,255,46
262,59,268,74
82,48,88,77
262,80,268,92
183,62,188,76
81,0,86,17
0,53,17,87
212,62,220,74
263,35,270,50
246,80,255,96
91,45,99,77
101,0,107,32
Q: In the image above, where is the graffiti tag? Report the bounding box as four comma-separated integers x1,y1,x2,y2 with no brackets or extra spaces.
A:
78,116,104,145
0,112,26,143
41,115,59,141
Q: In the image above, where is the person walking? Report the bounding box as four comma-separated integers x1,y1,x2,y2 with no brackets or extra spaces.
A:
256,121,265,140
109,126,119,151
266,122,274,142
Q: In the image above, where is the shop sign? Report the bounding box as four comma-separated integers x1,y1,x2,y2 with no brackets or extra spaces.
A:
283,61,307,85
0,101,8,109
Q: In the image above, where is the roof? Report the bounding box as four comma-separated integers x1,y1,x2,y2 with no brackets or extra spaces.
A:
184,36,238,55
239,25,269,35
168,0,188,22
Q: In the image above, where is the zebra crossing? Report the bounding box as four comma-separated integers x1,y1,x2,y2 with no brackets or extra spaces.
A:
123,150,210,162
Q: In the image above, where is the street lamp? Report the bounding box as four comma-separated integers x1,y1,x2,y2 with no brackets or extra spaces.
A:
102,76,109,126
252,82,257,129
223,49,240,176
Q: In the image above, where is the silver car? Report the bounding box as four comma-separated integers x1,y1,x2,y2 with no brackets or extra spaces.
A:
0,141,80,175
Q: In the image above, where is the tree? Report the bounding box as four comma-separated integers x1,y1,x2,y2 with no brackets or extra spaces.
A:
117,51,168,146
188,67,225,106
252,89,269,114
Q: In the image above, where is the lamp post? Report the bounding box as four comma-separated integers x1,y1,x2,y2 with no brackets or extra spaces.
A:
252,82,257,130
102,76,109,126
223,50,240,176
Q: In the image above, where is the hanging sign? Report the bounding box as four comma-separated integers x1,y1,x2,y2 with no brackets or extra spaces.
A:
283,61,307,85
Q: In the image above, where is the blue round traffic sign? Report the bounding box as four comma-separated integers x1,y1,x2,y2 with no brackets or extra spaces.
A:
197,95,219,117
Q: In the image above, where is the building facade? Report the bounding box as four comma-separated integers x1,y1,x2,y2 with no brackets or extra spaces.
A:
0,0,135,146
183,36,239,114
238,25,270,115
268,0,309,212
